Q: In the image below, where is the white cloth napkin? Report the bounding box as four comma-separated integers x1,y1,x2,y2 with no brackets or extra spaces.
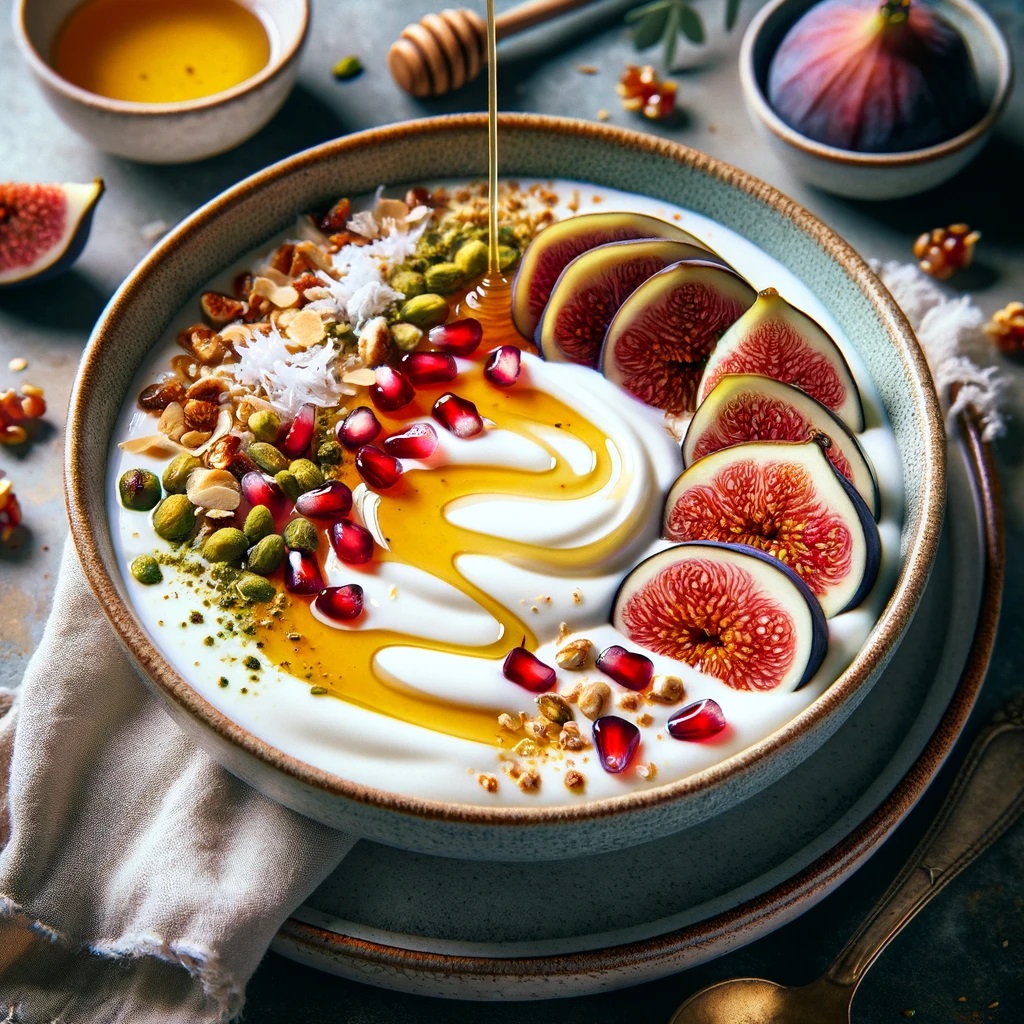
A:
0,262,1004,1022
0,544,357,1022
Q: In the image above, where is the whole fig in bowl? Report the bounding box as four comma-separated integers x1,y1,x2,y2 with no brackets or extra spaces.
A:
767,0,983,152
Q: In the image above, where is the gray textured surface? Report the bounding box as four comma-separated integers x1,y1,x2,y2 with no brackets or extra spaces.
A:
0,0,1022,1019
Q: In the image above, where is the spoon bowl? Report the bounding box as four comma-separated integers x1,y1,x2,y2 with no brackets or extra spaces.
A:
669,977,851,1024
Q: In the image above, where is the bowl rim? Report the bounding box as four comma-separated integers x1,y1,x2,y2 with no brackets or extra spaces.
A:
12,0,309,116
738,0,1015,169
66,112,947,830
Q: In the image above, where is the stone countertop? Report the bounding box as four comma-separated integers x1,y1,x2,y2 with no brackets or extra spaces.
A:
0,0,1021,1019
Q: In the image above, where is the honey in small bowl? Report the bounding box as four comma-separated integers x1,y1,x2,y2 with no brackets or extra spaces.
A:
52,0,271,104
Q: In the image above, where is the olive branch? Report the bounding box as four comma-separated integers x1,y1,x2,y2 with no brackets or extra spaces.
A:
626,0,743,68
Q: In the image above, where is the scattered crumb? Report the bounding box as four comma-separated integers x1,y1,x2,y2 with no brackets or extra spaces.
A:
618,692,642,712
708,123,718,134
576,64,598,75
988,1002,1000,1009
596,109,609,121
558,621,571,642
388,584,398,600
572,588,583,605
477,772,498,793
564,769,585,790
141,219,169,242
636,762,657,780
7,358,26,373
636,712,653,728
516,769,540,792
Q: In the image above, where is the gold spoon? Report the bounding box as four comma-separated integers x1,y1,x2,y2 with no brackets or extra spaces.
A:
387,0,597,98
670,694,1024,1024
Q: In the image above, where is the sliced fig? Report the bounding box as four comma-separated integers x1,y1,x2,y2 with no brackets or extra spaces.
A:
612,540,828,693
683,373,880,519
662,439,880,618
697,288,865,432
600,260,756,414
0,179,104,287
537,239,725,368
511,212,707,339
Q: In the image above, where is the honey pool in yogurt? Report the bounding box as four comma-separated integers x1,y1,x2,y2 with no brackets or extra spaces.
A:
110,180,903,806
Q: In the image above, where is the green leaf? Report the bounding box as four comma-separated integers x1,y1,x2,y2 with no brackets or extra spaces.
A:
663,3,680,70
631,7,670,50
678,4,705,44
724,0,742,32
625,0,670,23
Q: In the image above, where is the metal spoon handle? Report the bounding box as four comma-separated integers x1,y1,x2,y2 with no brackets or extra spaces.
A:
826,694,1024,989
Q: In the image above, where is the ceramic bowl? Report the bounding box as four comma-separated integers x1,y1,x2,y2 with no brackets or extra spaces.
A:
738,0,1013,200
12,0,308,163
67,115,945,860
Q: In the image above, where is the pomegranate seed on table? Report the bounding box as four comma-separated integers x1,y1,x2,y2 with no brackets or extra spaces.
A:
329,519,375,564
667,699,727,741
337,406,381,449
596,645,654,691
400,351,458,384
484,345,522,387
315,584,365,622
279,403,316,457
295,480,353,519
593,716,641,773
370,365,415,412
432,393,483,438
428,317,483,356
284,550,325,594
355,445,403,488
383,422,439,459
503,645,556,692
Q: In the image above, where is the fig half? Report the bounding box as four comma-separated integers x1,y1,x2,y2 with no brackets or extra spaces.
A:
511,212,705,339
0,180,104,287
697,288,864,432
767,0,984,153
662,439,881,617
683,373,880,519
537,238,724,367
612,540,828,693
599,260,756,414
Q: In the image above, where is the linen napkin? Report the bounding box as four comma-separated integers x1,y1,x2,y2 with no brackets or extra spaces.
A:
0,543,357,1022
0,262,1004,1023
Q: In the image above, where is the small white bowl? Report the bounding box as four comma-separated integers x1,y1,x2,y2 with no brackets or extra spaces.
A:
13,0,308,163
739,0,1014,200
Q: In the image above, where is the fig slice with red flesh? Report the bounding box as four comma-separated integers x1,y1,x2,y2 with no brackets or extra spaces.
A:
663,439,880,618
511,211,708,339
537,239,727,368
612,540,828,693
0,179,104,287
684,373,880,519
697,288,865,432
600,260,756,414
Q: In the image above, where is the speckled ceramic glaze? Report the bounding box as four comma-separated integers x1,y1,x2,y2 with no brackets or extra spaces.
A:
66,116,946,860
739,0,1014,200
13,0,308,163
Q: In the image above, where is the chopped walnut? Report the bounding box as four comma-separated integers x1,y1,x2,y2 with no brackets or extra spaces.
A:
572,588,583,604
560,681,582,704
557,621,572,643
636,713,654,728
618,692,642,713
517,769,541,792
578,681,610,719
558,722,588,751
648,673,685,704
524,718,555,744
477,772,499,793
497,711,523,733
555,638,592,670
513,738,540,758
564,769,585,791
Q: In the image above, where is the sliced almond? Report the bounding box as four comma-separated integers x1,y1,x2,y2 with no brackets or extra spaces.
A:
342,366,377,387
186,467,241,511
188,408,233,456
252,276,300,309
158,401,186,441
220,323,254,346
285,308,327,349
118,434,182,458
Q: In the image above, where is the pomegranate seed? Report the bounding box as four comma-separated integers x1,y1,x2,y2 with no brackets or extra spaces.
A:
284,550,325,594
329,519,375,564
295,480,353,519
667,699,727,741
356,445,403,488
315,584,365,622
432,393,483,438
370,365,415,412
428,317,482,356
484,345,522,387
337,406,381,449
502,646,556,692
593,716,641,774
596,645,653,691
400,351,458,384
383,422,438,459
279,403,316,458
240,472,286,514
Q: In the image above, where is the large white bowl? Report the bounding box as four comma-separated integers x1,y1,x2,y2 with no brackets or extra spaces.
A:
67,115,945,860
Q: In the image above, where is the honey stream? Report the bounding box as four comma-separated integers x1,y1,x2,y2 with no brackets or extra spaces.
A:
259,1,622,746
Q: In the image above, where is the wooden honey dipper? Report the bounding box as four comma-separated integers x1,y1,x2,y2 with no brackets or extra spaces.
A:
388,0,597,98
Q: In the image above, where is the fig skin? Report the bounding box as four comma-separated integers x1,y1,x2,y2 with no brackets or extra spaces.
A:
0,180,104,287
767,0,984,153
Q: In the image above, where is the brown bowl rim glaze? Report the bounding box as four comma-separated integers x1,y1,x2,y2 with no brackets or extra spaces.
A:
67,113,946,831
13,0,310,116
739,0,1014,169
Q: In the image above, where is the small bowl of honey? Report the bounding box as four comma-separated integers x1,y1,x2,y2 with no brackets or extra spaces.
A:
13,0,308,163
